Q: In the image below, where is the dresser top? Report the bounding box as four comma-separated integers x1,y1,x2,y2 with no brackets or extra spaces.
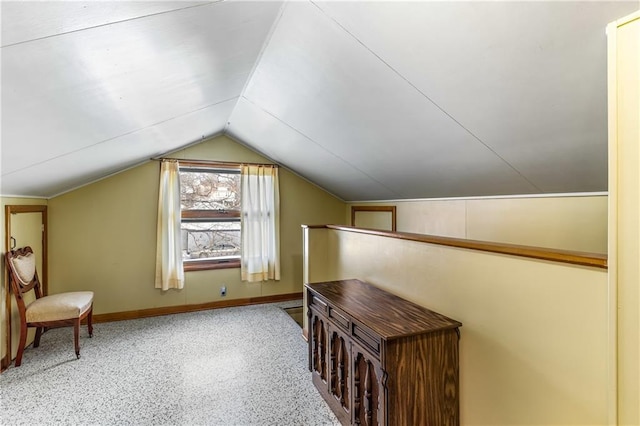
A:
306,279,461,339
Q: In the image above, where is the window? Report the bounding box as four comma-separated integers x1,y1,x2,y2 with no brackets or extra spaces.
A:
179,163,241,271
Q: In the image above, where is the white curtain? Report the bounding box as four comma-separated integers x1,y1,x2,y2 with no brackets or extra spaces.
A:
155,160,184,290
241,165,280,282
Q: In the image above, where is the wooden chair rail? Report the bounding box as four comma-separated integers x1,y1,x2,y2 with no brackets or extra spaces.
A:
303,225,607,269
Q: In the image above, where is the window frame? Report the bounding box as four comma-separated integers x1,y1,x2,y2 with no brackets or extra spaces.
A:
179,161,242,272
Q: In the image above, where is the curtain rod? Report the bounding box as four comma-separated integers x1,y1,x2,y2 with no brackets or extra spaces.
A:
150,157,279,168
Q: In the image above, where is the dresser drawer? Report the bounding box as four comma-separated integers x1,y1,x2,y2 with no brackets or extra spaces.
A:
352,322,381,356
328,306,349,331
309,293,328,314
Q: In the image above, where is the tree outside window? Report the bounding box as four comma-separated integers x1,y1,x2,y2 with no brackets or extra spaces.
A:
179,165,241,271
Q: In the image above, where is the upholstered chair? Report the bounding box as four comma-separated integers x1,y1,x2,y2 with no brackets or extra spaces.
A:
5,246,94,366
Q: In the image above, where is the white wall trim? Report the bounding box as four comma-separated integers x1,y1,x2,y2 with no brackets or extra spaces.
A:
0,194,48,200
347,191,608,204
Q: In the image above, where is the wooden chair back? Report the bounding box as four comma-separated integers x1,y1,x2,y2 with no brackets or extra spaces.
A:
5,246,43,308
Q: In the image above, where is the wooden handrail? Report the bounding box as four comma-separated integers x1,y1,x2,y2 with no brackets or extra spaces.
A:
303,225,608,269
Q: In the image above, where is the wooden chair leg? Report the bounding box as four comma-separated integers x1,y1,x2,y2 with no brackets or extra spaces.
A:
34,327,43,348
87,306,93,337
15,322,28,367
74,319,80,359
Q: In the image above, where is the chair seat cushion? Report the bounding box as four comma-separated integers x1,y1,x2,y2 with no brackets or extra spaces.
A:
26,291,94,323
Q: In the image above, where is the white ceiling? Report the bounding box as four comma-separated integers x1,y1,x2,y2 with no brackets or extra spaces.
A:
2,0,638,200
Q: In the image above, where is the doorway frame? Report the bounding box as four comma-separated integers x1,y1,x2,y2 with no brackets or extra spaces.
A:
2,205,48,371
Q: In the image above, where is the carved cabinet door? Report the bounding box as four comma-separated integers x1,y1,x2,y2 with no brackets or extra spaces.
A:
351,343,386,426
309,308,328,385
329,325,351,417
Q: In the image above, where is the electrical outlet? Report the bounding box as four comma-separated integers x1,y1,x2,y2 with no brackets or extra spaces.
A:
220,285,227,297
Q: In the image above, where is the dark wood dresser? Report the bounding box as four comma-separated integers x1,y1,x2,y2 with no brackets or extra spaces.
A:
306,279,462,426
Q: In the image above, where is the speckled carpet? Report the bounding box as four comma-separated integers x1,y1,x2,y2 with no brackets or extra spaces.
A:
0,301,339,426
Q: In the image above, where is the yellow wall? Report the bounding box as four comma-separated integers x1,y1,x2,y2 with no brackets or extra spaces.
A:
608,11,640,425
348,195,607,253
0,197,48,363
352,210,394,231
304,226,610,425
47,135,346,315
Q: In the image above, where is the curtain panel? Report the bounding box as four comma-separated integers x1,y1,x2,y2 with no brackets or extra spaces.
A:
155,160,184,290
240,165,280,282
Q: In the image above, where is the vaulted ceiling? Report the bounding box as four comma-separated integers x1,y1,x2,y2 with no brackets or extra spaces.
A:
1,1,637,200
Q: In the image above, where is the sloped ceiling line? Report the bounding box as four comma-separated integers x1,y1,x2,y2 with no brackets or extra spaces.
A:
225,1,287,134
309,0,543,193
0,1,219,48
3,95,240,180
236,96,402,198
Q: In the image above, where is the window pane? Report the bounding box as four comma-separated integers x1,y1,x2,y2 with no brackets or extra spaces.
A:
182,221,241,260
180,171,240,211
